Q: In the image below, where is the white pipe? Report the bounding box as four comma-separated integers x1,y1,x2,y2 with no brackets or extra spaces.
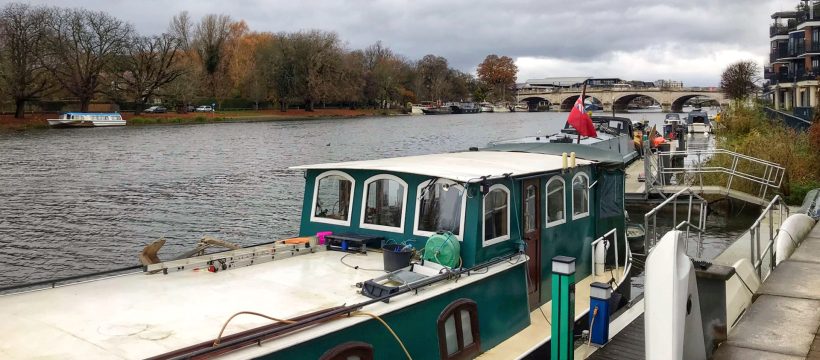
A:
570,152,576,168
562,152,568,170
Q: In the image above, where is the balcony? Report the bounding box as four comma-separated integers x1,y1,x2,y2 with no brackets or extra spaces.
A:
797,70,820,82
770,24,790,37
806,42,820,54
768,72,794,85
789,43,806,57
770,47,790,62
796,8,820,26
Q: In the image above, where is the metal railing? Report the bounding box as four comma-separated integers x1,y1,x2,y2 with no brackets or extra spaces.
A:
643,187,708,254
749,195,789,280
763,107,813,131
654,149,785,201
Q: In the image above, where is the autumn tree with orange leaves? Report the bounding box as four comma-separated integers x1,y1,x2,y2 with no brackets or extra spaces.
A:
477,54,518,102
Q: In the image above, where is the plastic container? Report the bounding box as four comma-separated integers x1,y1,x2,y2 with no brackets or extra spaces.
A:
382,244,413,272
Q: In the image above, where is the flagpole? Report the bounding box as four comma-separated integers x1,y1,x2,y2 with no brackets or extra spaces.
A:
578,79,587,144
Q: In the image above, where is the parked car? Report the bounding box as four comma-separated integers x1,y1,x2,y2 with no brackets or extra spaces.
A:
195,105,214,112
144,106,167,113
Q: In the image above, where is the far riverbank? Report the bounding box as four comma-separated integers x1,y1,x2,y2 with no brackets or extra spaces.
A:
0,108,405,132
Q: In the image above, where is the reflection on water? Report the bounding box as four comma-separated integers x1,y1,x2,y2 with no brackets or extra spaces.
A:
0,110,723,287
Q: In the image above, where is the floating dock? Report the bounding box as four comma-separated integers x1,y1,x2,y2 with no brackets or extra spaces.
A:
713,220,820,359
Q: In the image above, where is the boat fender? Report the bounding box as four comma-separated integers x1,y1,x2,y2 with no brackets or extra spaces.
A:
594,240,610,276
774,214,817,265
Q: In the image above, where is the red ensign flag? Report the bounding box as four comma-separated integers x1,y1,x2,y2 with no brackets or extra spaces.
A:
567,96,597,138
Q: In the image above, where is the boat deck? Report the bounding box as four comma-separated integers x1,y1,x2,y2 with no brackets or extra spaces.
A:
713,220,820,359
0,248,517,359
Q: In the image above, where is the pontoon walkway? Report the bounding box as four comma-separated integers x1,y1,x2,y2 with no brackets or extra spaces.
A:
713,220,820,359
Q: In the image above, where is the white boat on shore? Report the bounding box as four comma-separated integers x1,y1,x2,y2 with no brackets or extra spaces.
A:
47,112,126,127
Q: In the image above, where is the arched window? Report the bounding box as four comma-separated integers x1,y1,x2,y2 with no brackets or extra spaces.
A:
360,174,408,233
319,341,374,360
414,179,466,239
311,170,355,226
546,176,566,227
483,184,510,246
572,173,590,219
437,299,480,360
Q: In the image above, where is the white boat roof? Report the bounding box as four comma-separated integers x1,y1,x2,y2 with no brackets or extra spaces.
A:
0,249,518,359
291,151,593,182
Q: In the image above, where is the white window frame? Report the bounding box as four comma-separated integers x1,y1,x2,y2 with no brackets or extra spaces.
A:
360,174,408,233
413,179,467,240
482,184,511,247
310,170,355,226
571,172,590,220
545,176,566,228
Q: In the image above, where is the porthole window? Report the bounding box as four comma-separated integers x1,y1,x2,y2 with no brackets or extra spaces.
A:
360,174,408,233
572,173,590,219
437,299,480,360
546,176,566,227
319,341,374,360
414,180,466,238
482,184,510,246
311,170,355,226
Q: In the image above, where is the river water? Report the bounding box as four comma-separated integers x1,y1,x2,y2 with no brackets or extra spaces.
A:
0,109,743,287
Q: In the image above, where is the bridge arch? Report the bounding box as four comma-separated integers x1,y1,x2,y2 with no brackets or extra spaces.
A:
559,95,603,111
520,96,551,111
670,94,720,112
612,93,661,112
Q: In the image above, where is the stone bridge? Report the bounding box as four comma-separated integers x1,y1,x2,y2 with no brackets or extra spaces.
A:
516,87,727,112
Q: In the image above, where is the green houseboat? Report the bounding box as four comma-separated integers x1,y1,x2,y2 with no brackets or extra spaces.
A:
0,143,632,359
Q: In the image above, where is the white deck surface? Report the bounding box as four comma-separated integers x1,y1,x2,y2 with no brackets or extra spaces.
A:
291,151,593,182
0,249,519,359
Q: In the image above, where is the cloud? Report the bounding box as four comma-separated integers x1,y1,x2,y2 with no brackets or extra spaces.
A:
13,0,798,86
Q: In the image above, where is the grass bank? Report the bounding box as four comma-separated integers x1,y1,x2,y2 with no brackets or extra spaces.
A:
713,102,820,205
0,108,404,132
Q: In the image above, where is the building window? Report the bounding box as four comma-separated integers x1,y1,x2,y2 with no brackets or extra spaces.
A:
524,185,537,232
360,174,407,233
311,170,355,226
414,179,466,238
437,299,480,360
319,341,374,360
572,173,590,219
546,176,566,227
482,184,510,246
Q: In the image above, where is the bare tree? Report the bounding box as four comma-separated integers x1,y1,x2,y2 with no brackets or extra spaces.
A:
0,3,54,118
169,11,192,50
41,7,131,112
111,33,184,114
720,60,760,101
192,14,233,100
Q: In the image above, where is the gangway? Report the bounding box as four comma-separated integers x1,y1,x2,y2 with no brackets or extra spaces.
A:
625,145,785,206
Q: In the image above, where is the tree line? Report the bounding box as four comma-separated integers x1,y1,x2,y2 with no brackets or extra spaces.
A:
0,3,519,117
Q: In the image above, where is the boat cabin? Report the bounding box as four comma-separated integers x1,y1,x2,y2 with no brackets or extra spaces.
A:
60,112,123,121
294,145,628,307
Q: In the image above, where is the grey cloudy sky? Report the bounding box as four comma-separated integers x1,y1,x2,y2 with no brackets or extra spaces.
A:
16,0,798,86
